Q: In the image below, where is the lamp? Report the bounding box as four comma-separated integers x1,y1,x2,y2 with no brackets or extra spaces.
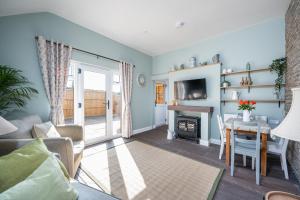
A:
271,88,300,142
0,116,17,135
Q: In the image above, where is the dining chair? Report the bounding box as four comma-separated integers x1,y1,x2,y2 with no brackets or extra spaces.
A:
217,114,254,169
255,115,268,122
224,114,249,167
230,120,262,185
268,138,289,179
217,114,226,159
247,115,267,170
217,114,239,159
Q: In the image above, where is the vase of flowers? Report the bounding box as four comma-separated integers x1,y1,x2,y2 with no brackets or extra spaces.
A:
238,100,256,122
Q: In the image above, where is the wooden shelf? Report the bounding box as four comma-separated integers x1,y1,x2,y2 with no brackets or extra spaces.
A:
221,99,285,108
221,68,269,76
168,105,214,113
220,84,285,89
169,63,221,73
221,100,285,103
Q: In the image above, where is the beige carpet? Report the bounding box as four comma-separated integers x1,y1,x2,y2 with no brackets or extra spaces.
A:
81,141,223,200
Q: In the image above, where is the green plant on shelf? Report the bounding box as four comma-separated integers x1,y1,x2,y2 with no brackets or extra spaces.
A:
269,57,287,92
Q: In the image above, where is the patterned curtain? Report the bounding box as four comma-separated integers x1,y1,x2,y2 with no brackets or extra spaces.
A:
120,62,133,138
36,36,72,125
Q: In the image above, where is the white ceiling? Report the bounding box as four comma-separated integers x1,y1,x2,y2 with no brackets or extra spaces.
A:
0,0,290,56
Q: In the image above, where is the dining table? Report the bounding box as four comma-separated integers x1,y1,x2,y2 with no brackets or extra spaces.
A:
224,118,271,176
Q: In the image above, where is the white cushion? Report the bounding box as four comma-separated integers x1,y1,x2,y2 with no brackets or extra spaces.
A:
33,122,61,138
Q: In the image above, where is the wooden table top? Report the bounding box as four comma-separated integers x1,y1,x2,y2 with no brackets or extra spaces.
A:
224,118,271,134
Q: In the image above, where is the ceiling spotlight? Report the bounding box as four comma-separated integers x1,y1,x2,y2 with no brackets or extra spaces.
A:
175,21,185,29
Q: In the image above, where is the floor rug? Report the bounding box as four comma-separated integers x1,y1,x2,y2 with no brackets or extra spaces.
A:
81,141,223,200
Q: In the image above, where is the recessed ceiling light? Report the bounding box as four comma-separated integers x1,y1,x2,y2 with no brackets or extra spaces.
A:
175,21,185,29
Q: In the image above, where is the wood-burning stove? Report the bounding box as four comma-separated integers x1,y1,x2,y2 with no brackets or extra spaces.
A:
175,115,200,142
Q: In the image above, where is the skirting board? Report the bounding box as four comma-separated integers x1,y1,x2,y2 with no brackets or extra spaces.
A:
199,139,210,147
210,138,221,145
133,126,153,135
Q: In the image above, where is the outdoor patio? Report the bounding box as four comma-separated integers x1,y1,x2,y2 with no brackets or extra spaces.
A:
65,116,121,142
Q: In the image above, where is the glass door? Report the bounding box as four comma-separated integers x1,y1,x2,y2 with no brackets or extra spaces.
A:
69,62,121,145
83,68,110,144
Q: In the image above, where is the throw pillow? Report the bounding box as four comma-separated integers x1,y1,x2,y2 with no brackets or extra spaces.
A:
0,155,78,200
0,139,69,192
32,121,61,138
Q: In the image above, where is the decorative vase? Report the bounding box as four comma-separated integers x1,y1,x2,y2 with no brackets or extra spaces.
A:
231,91,240,100
212,54,220,64
243,110,251,122
189,57,197,67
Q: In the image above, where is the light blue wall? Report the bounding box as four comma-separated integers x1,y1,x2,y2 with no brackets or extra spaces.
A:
168,64,220,141
0,12,153,130
153,18,286,140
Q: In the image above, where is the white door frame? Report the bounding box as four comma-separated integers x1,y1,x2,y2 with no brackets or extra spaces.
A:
72,60,120,145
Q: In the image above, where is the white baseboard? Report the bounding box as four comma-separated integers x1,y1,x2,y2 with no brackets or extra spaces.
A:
152,123,167,129
210,138,221,145
133,126,153,135
199,139,210,147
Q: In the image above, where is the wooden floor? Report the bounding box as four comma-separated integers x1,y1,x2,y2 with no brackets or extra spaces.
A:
76,126,300,200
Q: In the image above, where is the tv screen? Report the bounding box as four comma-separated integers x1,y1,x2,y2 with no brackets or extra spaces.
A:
174,78,207,100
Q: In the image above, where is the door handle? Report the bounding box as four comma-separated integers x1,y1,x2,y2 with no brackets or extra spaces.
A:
102,100,110,110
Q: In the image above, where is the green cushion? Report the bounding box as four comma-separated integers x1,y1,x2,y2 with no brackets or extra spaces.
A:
0,139,69,192
0,155,78,200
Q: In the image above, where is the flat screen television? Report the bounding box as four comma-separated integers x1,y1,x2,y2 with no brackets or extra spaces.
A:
174,78,207,100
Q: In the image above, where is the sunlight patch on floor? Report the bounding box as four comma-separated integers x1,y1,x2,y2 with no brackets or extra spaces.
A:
114,141,146,199
81,146,111,193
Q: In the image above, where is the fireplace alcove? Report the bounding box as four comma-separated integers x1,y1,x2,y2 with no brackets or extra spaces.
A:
168,105,214,146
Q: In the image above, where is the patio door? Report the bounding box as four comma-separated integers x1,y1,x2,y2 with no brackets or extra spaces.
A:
64,61,121,145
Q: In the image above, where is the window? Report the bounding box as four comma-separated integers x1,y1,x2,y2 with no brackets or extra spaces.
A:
155,83,165,104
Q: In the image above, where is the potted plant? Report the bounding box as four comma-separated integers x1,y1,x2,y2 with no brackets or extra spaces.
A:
238,100,256,122
269,57,287,95
0,65,38,116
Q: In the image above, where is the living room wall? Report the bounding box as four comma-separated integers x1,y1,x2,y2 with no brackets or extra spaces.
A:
0,12,153,131
152,18,286,141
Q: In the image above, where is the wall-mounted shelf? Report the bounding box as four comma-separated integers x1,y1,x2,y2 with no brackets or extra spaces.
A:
220,66,285,109
220,84,285,93
220,84,280,89
169,62,221,74
221,68,269,76
221,99,285,107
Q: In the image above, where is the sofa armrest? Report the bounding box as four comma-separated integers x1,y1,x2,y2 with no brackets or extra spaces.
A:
0,138,75,178
43,137,75,177
55,125,84,142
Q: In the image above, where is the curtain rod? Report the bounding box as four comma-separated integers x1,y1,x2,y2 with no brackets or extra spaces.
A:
35,36,135,68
